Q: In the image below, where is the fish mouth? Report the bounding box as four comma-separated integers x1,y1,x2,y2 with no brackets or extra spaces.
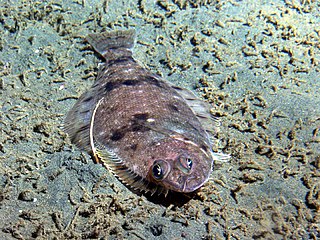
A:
174,175,206,193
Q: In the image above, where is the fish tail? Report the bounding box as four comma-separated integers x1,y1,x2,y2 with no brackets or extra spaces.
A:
86,29,135,60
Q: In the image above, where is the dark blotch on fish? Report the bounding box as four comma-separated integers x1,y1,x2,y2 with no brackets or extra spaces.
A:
131,123,150,132
108,56,133,66
122,79,138,86
110,128,127,141
105,81,119,92
130,144,138,151
133,113,149,120
167,103,179,112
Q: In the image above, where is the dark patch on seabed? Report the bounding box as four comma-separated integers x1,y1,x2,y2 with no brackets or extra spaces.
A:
0,0,319,239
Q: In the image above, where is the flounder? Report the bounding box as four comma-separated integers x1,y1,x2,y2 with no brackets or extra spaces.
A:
65,30,229,196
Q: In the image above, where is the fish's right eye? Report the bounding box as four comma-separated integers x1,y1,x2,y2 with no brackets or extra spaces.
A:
152,164,163,179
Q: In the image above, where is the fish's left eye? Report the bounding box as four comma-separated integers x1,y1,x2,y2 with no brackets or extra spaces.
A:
186,158,193,169
177,155,193,173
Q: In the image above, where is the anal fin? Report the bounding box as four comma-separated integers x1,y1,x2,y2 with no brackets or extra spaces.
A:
95,144,169,196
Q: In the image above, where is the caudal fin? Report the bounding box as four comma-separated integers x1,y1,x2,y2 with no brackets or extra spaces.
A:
86,29,135,60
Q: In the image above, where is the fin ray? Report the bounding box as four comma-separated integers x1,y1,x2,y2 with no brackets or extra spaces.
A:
170,85,220,134
86,30,135,60
94,144,169,196
64,91,97,153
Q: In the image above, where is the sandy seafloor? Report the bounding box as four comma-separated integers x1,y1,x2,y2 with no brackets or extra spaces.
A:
0,0,319,239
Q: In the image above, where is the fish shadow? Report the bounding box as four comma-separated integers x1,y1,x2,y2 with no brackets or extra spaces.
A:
130,187,200,207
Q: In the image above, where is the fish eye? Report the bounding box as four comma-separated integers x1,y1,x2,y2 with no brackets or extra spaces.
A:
177,155,193,173
152,164,163,179
151,160,169,181
186,158,193,169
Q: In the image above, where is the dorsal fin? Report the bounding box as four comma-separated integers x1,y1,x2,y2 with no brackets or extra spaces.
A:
64,90,97,153
170,85,220,134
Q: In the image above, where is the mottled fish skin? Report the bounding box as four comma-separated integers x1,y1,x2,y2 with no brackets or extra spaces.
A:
65,30,228,196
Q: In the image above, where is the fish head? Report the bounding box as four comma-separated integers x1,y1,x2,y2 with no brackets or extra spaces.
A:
147,139,213,193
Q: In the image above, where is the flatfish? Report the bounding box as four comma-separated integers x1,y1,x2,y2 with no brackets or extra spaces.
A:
65,30,229,196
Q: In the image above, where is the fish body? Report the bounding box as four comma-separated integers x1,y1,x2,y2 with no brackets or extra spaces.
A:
65,30,228,196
